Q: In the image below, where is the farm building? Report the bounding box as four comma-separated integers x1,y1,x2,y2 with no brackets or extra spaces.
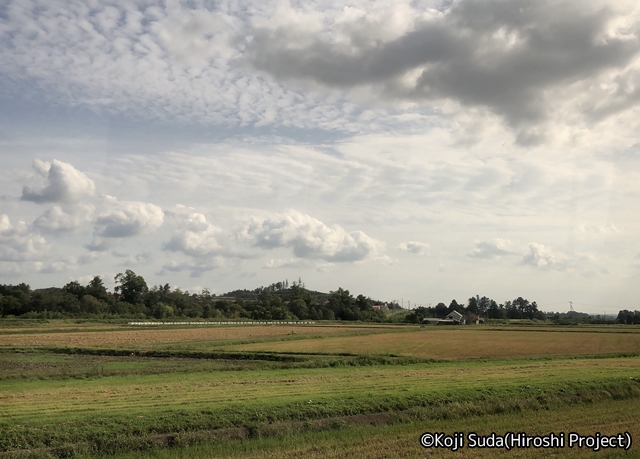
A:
422,310,466,325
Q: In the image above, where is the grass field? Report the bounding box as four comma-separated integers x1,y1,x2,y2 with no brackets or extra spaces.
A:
229,327,640,359
105,397,640,458
0,324,391,348
1,320,639,458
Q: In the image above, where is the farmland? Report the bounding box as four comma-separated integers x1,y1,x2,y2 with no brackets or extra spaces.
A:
1,320,639,458
229,326,640,359
0,323,384,348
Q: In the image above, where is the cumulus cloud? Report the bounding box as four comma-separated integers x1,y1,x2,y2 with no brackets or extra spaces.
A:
245,210,381,262
21,160,96,203
468,238,516,259
397,241,430,255
522,242,567,270
33,204,95,233
0,214,49,262
163,213,223,258
87,200,164,250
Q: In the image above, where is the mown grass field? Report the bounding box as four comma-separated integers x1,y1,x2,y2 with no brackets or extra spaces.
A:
229,326,640,359
0,323,391,348
1,320,639,458
104,397,640,459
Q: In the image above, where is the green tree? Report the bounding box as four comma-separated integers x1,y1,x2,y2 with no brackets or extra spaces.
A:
152,302,173,319
478,296,491,316
436,302,449,318
86,276,109,302
289,298,309,319
488,300,506,319
329,287,357,320
467,296,479,314
114,270,148,304
63,281,86,301
355,294,372,311
1,295,22,316
79,295,105,314
405,306,430,323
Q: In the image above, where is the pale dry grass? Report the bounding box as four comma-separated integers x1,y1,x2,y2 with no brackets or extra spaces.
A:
231,328,640,359
0,325,372,348
222,399,640,459
114,396,640,458
3,357,639,424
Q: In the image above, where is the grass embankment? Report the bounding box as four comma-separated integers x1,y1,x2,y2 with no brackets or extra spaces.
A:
100,396,640,459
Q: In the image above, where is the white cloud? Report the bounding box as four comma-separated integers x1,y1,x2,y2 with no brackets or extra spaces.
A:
398,241,430,255
1,3,640,312
21,160,96,204
163,213,222,258
263,258,310,269
78,252,101,265
159,257,227,278
0,214,49,262
33,204,95,233
522,242,567,270
468,238,516,259
245,0,640,143
244,210,381,262
0,0,639,148
0,0,365,132
112,250,153,267
577,223,620,237
38,258,78,274
88,200,164,250
0,262,23,278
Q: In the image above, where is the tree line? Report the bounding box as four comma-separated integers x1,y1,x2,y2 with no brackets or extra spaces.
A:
0,271,635,324
404,295,545,323
0,270,394,322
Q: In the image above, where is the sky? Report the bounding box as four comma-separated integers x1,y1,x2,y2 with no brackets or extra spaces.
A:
1,0,640,314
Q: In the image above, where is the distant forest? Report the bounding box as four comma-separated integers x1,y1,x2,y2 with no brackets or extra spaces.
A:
0,269,637,324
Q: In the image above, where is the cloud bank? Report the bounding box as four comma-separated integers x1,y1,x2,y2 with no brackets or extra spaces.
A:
2,0,640,141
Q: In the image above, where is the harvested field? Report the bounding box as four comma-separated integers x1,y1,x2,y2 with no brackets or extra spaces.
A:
0,325,382,348
150,397,640,459
3,356,639,424
0,324,125,334
2,320,640,459
230,328,640,359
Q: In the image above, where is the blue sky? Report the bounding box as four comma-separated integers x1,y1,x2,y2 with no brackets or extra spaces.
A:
1,0,640,313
